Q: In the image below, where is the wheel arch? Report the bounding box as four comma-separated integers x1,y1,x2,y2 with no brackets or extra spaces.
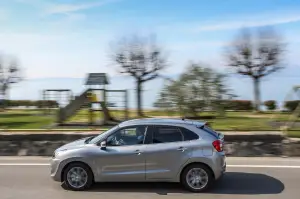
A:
60,161,95,182
179,162,215,181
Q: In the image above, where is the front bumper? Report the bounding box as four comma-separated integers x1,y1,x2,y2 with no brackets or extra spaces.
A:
50,158,63,182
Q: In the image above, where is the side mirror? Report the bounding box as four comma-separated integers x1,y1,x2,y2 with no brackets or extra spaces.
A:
100,140,107,150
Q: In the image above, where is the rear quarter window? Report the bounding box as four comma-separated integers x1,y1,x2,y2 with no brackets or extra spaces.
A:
201,125,219,139
179,127,199,141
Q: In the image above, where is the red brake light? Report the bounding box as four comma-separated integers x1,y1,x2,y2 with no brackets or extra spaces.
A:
212,140,223,152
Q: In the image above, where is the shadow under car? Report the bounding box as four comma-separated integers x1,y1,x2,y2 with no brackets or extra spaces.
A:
62,172,285,195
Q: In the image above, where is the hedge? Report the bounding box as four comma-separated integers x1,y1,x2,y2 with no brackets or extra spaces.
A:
153,100,254,111
2,100,116,109
284,100,300,112
2,100,59,108
3,99,255,111
264,100,277,110
222,100,253,111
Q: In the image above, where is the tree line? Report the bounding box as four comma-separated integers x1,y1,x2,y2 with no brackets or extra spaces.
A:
3,99,300,112
110,27,286,115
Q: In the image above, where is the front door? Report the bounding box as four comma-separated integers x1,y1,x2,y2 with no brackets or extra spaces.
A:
98,125,148,182
144,125,192,180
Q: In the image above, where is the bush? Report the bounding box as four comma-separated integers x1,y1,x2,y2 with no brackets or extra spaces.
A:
284,100,300,112
264,100,277,110
4,100,59,108
5,100,35,107
154,99,253,112
186,116,217,119
223,100,253,111
36,100,59,108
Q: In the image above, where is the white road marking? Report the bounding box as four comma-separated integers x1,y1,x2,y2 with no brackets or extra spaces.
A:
227,165,300,168
228,157,300,162
0,157,50,160
0,163,49,166
0,163,300,168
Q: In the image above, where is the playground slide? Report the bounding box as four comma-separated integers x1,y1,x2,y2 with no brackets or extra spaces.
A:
57,89,89,124
100,101,116,122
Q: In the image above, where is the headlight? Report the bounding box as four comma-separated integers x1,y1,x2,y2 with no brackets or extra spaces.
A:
52,149,67,158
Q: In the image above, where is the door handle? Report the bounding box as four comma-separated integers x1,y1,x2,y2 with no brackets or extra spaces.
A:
135,150,142,155
177,147,187,152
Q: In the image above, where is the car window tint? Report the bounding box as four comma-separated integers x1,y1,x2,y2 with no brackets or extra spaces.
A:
180,127,199,141
153,126,183,143
106,126,147,146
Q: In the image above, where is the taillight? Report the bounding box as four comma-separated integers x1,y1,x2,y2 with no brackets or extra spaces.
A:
212,140,223,152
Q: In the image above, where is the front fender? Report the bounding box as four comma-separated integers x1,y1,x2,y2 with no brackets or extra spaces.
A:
54,151,98,182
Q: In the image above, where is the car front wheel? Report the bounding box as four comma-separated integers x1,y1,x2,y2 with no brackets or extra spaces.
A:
181,164,214,192
63,163,94,191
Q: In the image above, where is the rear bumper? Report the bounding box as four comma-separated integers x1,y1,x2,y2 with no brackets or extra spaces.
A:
218,162,226,179
212,152,226,180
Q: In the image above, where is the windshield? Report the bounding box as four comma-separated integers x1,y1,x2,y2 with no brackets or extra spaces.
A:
88,125,119,144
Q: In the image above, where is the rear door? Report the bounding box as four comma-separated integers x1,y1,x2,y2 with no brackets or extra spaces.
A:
143,125,194,180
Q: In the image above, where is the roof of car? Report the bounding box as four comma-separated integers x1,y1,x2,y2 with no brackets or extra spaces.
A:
119,118,206,127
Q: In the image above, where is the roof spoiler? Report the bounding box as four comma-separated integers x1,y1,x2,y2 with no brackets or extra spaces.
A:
204,121,211,127
196,121,209,129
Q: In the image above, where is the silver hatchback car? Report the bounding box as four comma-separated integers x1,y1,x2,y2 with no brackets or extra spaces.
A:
50,118,226,192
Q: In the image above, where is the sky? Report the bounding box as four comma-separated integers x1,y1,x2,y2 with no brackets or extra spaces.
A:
1,0,300,108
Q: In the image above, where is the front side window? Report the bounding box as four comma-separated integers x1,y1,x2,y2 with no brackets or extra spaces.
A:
106,126,147,146
152,126,183,143
89,125,119,144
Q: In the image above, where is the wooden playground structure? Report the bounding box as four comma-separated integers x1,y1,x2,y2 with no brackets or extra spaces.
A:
41,89,73,115
41,73,129,126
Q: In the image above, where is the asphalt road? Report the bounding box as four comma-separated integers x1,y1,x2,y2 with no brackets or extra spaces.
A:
1,157,300,199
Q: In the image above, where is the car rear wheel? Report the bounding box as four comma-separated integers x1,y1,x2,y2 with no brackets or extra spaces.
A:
63,163,94,191
181,164,214,192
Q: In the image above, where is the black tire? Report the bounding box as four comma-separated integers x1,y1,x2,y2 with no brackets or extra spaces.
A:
62,162,94,191
180,163,214,193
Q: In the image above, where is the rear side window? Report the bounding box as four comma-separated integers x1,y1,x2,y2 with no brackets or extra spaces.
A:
179,127,199,141
152,126,183,143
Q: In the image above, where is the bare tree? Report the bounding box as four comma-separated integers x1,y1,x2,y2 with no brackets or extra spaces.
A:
111,35,167,116
225,28,285,111
0,55,22,109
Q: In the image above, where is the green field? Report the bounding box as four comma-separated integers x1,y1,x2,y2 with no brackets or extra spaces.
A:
1,109,300,137
0,110,55,129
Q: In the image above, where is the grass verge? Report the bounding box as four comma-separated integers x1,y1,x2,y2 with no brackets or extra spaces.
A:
1,109,300,133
